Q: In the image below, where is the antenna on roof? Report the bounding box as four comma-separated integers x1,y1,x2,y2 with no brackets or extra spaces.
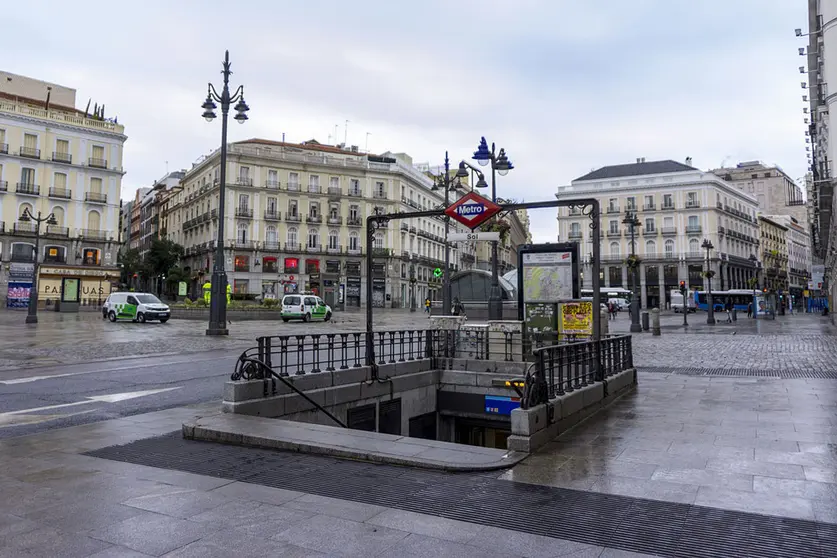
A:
44,86,51,112
84,98,91,117
344,119,349,146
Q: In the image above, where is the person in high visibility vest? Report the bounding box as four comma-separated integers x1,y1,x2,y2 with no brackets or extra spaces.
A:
226,283,231,304
202,282,211,304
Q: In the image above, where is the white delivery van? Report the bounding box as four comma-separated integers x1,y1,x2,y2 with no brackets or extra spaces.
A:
102,292,171,323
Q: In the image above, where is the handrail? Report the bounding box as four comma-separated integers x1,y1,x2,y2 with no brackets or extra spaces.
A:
231,355,347,428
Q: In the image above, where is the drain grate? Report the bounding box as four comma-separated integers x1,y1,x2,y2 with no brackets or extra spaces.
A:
86,434,836,558
638,367,837,379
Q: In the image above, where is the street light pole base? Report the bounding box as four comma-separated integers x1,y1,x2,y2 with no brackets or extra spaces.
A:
25,315,38,324
488,291,503,320
206,325,229,336
629,323,642,333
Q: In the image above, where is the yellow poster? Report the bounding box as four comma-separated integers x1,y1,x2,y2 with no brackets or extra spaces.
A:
560,301,593,335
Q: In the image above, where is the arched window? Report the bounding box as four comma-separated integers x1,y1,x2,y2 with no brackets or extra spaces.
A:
237,223,248,243
664,239,674,256
51,206,65,228
348,231,359,251
375,233,384,249
18,203,33,220
287,227,298,248
645,240,656,255
265,225,277,244
11,242,35,262
87,210,101,231
689,238,699,254
610,242,620,256
328,230,339,250
44,245,66,263
307,228,319,249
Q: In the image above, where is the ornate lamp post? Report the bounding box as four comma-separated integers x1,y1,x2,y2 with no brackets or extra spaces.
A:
430,153,473,314
749,253,759,318
472,137,513,320
622,211,642,332
19,208,57,324
702,238,716,325
201,50,250,336
409,265,417,312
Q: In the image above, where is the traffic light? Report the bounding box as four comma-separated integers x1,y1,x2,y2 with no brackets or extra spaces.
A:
679,281,686,294
763,288,768,293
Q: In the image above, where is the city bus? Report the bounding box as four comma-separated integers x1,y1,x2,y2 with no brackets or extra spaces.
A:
580,287,633,310
693,289,753,312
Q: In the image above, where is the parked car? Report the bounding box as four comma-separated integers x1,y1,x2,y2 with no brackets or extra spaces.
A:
103,292,170,323
280,293,332,322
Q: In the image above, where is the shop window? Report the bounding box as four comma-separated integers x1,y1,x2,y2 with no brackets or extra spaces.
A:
233,280,248,294
305,259,320,274
325,260,340,274
82,248,100,265
44,246,66,263
284,257,299,274
263,257,278,273
234,255,250,272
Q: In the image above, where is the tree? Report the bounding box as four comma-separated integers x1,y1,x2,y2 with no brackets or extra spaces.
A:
146,238,184,277
118,248,145,286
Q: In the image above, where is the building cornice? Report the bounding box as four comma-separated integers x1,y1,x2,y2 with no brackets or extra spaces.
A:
0,110,127,142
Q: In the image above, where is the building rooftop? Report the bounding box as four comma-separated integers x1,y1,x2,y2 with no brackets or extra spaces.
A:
235,138,373,157
574,159,698,182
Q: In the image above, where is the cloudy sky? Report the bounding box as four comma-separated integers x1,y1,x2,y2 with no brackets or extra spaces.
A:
5,0,810,241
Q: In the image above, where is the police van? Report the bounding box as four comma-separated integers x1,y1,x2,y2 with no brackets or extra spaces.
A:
280,292,332,322
102,292,171,323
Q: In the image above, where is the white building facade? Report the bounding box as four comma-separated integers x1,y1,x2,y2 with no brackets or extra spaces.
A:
557,159,761,309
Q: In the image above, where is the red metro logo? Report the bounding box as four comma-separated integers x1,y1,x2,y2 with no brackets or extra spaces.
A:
444,191,502,229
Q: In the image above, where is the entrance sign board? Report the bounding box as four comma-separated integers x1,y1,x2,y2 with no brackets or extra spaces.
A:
445,192,501,229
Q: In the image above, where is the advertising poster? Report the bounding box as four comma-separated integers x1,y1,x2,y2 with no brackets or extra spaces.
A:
7,282,32,308
560,301,593,335
178,282,188,297
522,251,574,303
62,278,80,302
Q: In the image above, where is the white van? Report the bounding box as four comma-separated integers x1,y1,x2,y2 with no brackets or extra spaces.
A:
102,292,171,323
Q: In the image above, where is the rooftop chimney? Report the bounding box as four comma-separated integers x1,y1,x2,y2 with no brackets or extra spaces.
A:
686,156,693,166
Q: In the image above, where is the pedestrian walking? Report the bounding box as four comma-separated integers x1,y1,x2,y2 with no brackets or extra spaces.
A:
424,298,431,315
747,301,752,319
725,299,733,323
452,297,465,317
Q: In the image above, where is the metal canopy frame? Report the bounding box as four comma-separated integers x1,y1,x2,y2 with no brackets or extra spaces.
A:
365,198,602,377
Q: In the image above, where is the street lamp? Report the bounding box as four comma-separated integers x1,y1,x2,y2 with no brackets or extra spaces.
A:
409,265,417,312
702,238,715,325
431,152,471,315
201,50,250,336
622,211,642,332
749,253,758,318
19,208,57,324
472,137,514,320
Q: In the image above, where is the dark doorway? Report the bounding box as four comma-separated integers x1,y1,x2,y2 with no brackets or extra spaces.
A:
378,399,402,435
408,412,437,440
347,404,376,432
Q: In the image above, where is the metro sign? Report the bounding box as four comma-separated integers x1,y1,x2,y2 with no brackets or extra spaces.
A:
445,191,502,229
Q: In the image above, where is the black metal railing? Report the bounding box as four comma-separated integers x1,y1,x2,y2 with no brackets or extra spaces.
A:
521,335,633,408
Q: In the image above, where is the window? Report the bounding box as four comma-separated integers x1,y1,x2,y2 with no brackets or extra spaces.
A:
309,202,319,217
330,176,339,190
267,169,278,184
609,220,618,233
307,228,319,248
91,144,104,161
375,181,386,198
663,194,673,208
350,179,360,195
289,172,300,190
570,222,580,235
54,172,68,190
44,246,65,263
238,193,249,209
267,197,277,213
56,139,69,157
51,207,64,226
664,239,674,256
24,133,37,150
610,242,620,256
263,257,278,273
288,200,298,217
87,210,101,230
645,240,656,255
348,232,359,251
329,204,339,218
626,197,636,210
284,257,299,273
234,255,250,272
644,195,654,208
287,227,298,246
328,230,339,250
608,198,618,211
309,174,320,192
237,223,247,243
663,216,674,228
20,167,35,185
90,177,102,193
689,238,699,254
374,233,384,249
688,215,699,227
643,218,654,231
265,225,277,244
239,166,250,182
349,205,359,220
82,248,101,265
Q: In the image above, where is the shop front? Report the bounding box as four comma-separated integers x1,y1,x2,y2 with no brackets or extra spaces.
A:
6,262,35,309
282,257,300,294
37,265,117,309
305,259,321,295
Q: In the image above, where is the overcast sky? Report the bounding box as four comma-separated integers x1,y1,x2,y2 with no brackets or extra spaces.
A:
5,0,810,241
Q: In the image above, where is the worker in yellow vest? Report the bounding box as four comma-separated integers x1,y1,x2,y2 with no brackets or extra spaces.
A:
226,283,231,304
202,281,211,304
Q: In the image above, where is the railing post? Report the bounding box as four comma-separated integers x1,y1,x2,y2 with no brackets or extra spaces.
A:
326,334,336,372
263,337,272,372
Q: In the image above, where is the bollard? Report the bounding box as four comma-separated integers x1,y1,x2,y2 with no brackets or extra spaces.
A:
600,309,609,335
651,308,661,336
732,309,737,322
641,311,650,331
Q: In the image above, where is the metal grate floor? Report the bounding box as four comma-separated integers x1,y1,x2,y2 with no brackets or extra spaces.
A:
638,367,837,379
86,434,837,558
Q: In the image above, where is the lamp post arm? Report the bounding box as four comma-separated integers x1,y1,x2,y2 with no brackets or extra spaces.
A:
208,83,222,102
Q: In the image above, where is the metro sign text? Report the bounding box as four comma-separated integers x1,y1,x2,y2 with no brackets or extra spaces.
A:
445,191,502,229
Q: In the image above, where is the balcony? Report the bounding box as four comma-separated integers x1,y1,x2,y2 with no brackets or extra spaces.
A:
234,240,255,250
80,229,109,241
348,188,362,198
306,215,323,224
88,157,108,169
285,242,302,253
660,227,677,235
568,231,583,240
606,230,621,237
52,152,72,164
264,180,281,190
347,217,362,227
15,183,40,196
306,243,323,253
13,222,37,234
372,247,392,257
328,186,342,197
685,225,702,234
20,146,40,159
685,251,704,259
263,210,281,221
607,206,620,214
0,180,7,192
328,216,343,225
235,207,254,218
85,192,108,203
285,213,301,223
373,191,388,199
211,209,218,220
718,226,726,235
234,178,253,187
46,225,69,237
49,187,72,199
685,201,700,208
327,244,342,255
262,241,281,251
643,203,655,211
642,228,657,236
661,203,675,211
625,205,637,213
346,246,363,255
287,182,301,192
308,184,322,194
0,143,7,154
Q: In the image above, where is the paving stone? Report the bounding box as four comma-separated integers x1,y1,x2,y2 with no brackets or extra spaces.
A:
282,494,386,522
88,513,216,557
366,508,484,543
122,488,231,519
162,527,322,557
4,525,112,558
272,513,408,556
467,525,603,558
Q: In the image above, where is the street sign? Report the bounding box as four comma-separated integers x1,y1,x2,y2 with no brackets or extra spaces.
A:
448,232,500,242
433,268,443,278
445,191,501,229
